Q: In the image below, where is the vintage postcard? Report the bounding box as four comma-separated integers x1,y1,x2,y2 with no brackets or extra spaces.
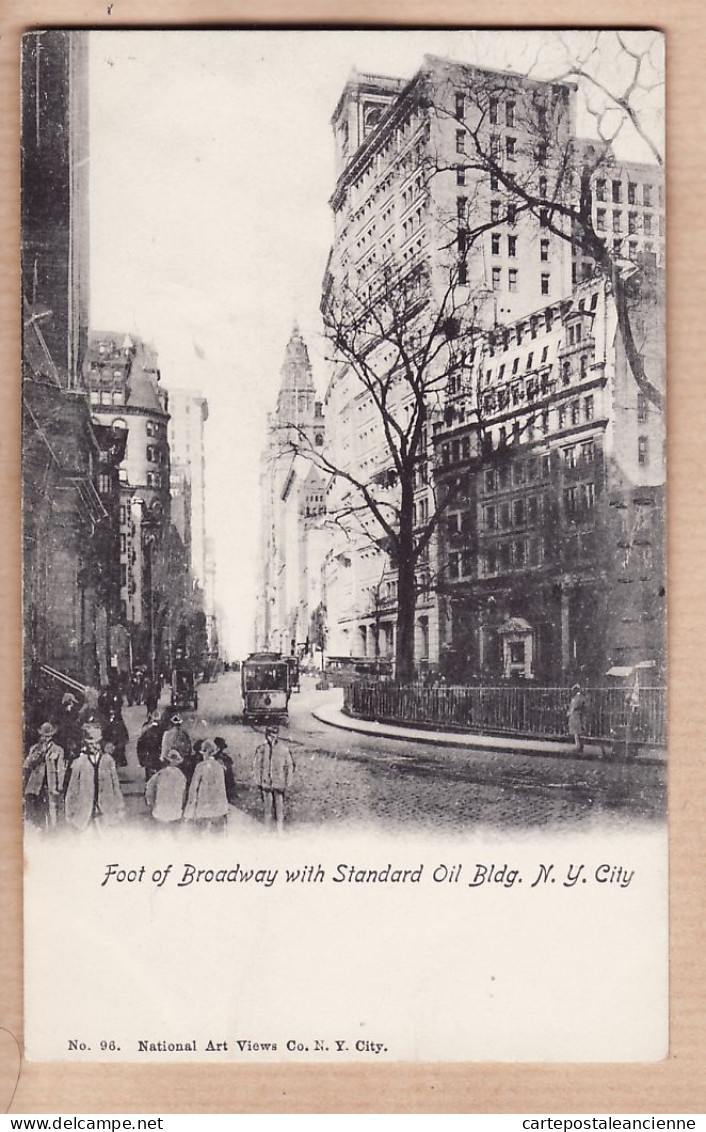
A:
20,28,667,1065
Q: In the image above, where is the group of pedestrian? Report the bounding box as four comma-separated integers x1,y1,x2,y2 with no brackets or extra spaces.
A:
25,674,298,833
23,717,126,833
140,711,237,833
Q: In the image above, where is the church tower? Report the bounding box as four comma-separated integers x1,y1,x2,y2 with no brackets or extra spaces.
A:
275,323,324,449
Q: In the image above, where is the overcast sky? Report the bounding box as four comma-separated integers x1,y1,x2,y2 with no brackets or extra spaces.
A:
87,30,663,658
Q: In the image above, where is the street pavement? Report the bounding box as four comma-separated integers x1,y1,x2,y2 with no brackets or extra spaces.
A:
117,671,667,833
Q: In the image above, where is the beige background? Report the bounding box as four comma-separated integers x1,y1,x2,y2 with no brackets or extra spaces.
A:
1,0,704,1114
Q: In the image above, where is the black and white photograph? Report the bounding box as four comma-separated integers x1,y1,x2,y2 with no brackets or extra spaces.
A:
20,28,667,1065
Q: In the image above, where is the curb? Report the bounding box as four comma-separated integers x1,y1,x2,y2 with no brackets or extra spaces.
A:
311,705,589,758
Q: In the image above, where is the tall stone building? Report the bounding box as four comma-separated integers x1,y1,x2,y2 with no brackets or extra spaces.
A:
83,332,186,678
320,55,664,678
255,326,328,659
21,31,127,696
433,267,665,683
167,389,209,591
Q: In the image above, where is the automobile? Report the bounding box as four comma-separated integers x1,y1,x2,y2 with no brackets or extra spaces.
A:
241,652,291,722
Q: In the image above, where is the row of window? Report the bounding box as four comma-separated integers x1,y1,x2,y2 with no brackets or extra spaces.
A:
479,389,595,432
482,441,597,493
595,178,661,208
595,208,660,236
489,266,553,294
90,390,126,407
483,493,545,531
480,537,545,577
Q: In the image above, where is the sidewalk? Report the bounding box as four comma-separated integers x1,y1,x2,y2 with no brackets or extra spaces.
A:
312,698,667,762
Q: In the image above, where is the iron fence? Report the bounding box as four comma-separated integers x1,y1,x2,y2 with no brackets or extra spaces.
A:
344,682,667,746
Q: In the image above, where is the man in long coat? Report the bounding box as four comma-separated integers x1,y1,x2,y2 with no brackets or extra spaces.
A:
64,724,125,832
23,722,66,828
253,725,295,831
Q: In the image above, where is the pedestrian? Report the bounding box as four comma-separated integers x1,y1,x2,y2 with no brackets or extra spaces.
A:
101,701,130,768
55,692,83,770
253,725,295,832
145,749,187,828
23,722,66,829
136,711,164,781
161,713,194,781
184,738,229,832
144,675,161,717
567,683,587,754
78,685,100,725
214,736,237,804
64,723,125,832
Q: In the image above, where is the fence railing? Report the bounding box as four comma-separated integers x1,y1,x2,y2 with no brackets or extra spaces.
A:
344,682,667,746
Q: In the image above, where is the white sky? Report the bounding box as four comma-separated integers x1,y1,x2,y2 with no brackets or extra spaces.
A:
88,30,664,658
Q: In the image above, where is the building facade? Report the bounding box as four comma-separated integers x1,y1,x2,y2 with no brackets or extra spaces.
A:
21,31,126,698
433,267,665,683
319,55,664,680
255,326,328,660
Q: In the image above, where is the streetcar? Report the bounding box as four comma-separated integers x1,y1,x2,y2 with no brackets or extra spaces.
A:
285,654,301,693
241,652,291,722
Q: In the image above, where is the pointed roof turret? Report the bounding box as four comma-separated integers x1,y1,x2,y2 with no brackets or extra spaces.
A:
279,323,314,393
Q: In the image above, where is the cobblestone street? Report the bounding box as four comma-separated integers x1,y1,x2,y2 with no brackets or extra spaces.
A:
119,671,667,834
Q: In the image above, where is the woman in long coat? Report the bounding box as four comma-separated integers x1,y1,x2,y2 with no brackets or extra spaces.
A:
567,684,587,753
184,739,229,831
64,724,125,832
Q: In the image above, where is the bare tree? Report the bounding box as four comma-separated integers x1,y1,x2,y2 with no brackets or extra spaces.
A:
287,259,484,684
422,30,665,410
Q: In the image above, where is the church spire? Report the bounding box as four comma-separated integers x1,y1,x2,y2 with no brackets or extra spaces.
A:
279,323,314,394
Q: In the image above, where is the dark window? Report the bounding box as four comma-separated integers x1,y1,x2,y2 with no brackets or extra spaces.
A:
491,233,501,255
508,268,518,292
612,180,622,203
638,435,649,465
455,91,465,120
508,235,517,257
540,238,549,261
456,130,465,154
456,165,466,186
595,179,606,202
541,273,550,295
506,100,515,127
506,136,516,161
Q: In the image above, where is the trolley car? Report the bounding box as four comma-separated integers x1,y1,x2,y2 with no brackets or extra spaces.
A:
241,652,291,722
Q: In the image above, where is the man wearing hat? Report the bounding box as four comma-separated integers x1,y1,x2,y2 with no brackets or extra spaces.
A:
23,722,66,828
136,711,165,782
184,738,229,830
64,723,125,832
145,749,187,826
56,691,83,768
214,736,237,804
160,714,194,782
253,725,295,832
